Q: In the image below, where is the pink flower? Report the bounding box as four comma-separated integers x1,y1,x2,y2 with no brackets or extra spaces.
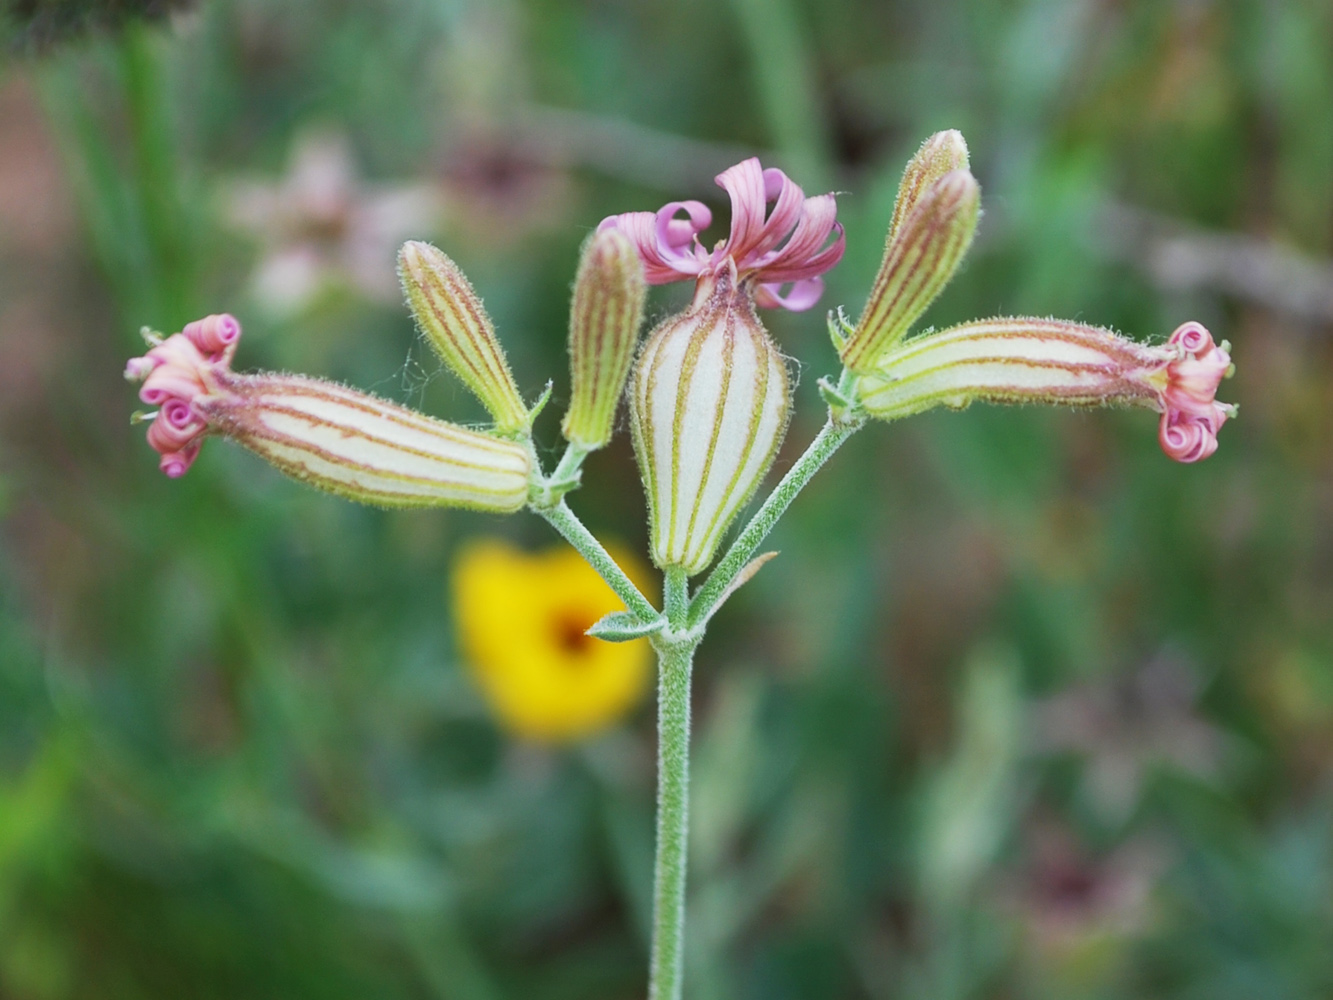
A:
125,314,241,478
1157,322,1235,463
598,157,845,312
124,313,533,509
855,316,1236,463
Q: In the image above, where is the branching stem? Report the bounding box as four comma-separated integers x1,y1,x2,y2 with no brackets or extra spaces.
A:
688,411,862,627
534,500,659,622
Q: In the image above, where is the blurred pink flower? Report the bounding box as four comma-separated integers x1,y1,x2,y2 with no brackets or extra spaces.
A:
1033,654,1224,821
599,157,845,311
1006,818,1169,960
226,132,442,315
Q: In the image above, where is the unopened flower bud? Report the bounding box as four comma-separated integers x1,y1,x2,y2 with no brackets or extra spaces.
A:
886,130,970,244
399,241,529,435
856,317,1235,463
125,316,531,508
630,271,791,575
841,169,980,372
561,228,647,450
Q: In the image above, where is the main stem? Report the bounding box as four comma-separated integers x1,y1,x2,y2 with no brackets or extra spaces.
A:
649,569,696,1000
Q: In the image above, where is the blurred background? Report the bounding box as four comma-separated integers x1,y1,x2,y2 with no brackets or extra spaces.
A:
1,0,1332,997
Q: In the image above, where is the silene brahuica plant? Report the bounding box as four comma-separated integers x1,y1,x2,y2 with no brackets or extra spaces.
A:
124,131,1234,1000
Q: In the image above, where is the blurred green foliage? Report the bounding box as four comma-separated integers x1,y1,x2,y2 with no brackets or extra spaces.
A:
1,0,1332,997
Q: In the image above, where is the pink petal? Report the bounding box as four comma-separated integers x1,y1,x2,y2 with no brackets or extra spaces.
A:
599,208,708,284
739,167,807,264
753,194,846,284
754,278,826,312
656,200,712,249
158,442,202,478
715,158,770,263
183,313,242,359
139,365,205,406
1159,411,1221,463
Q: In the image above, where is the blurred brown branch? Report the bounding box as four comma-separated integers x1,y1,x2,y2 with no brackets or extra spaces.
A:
1096,201,1333,327
510,105,767,194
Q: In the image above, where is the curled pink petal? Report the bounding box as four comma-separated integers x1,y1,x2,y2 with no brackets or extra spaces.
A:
754,278,825,312
139,365,206,407
656,200,712,250
599,208,708,283
599,157,844,311
183,313,242,360
158,442,201,479
752,194,846,283
720,161,807,264
1159,411,1220,463
716,158,769,261
147,407,204,452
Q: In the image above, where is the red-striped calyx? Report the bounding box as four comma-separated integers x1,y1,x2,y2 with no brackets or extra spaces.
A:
630,268,791,575
562,228,647,451
840,131,980,372
399,241,530,435
124,315,531,508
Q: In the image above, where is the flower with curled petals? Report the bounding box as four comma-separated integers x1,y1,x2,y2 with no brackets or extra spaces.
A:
1156,322,1234,463
599,157,845,312
124,314,531,509
854,317,1235,464
126,314,241,478
604,158,844,574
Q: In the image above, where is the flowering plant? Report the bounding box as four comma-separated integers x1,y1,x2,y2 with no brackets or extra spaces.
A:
124,131,1233,1000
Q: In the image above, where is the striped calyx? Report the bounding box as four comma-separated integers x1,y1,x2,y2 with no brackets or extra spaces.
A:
399,241,529,435
856,317,1169,420
197,371,531,510
562,228,647,450
630,273,791,576
840,164,980,373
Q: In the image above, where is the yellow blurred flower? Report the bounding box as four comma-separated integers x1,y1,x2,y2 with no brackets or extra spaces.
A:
451,538,656,742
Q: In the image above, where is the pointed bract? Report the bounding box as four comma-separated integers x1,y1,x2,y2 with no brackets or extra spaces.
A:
562,228,647,450
842,169,980,371
399,241,529,434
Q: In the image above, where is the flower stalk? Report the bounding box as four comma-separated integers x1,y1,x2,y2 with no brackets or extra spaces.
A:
647,567,698,1000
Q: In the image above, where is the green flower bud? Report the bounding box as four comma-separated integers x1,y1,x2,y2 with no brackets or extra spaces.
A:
886,130,970,244
841,166,980,372
561,228,647,450
399,241,529,435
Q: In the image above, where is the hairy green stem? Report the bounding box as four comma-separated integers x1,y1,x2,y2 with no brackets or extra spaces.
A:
548,441,590,489
689,415,861,627
535,500,660,622
648,625,696,1000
